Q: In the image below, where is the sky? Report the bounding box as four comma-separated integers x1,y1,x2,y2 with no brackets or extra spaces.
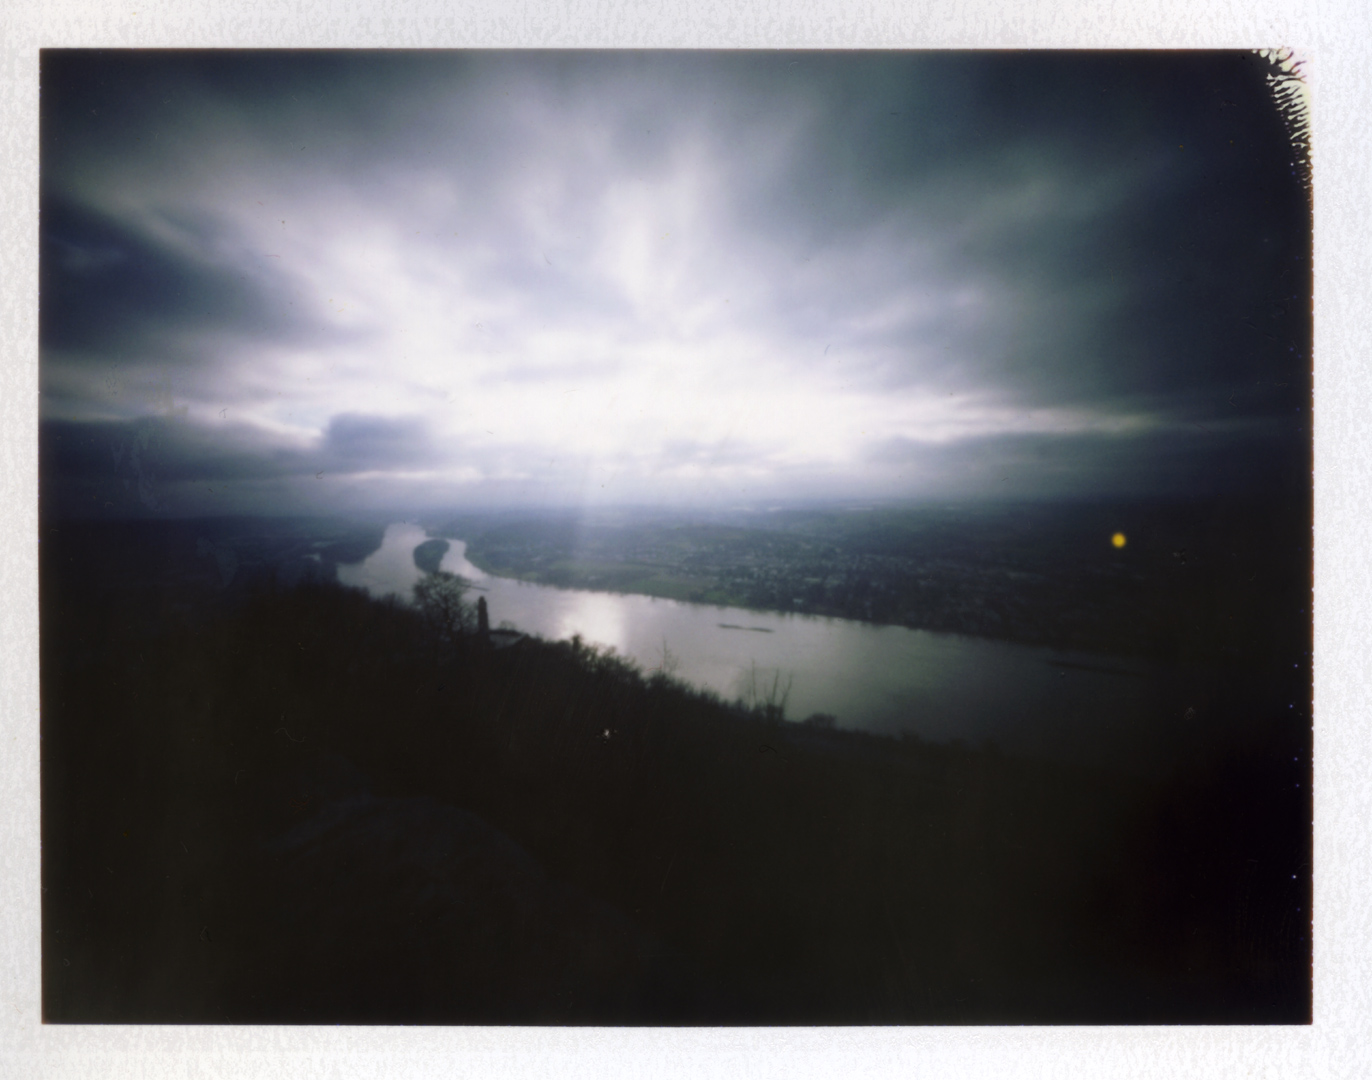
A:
39,50,1310,517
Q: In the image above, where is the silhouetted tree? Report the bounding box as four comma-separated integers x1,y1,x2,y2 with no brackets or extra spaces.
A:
413,570,474,644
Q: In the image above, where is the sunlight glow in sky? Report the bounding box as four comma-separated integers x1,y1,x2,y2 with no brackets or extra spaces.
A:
40,52,1309,515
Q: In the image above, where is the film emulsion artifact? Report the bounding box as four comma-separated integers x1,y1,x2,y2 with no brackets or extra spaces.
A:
39,50,1312,1024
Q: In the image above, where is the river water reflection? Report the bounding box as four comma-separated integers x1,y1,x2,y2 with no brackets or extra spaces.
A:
340,522,1203,771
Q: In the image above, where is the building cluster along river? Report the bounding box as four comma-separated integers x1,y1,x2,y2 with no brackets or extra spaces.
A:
339,523,1214,773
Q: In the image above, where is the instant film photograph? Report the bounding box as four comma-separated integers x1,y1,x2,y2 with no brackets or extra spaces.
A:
40,50,1311,1024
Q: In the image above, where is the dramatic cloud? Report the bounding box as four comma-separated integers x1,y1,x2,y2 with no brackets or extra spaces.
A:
39,51,1309,515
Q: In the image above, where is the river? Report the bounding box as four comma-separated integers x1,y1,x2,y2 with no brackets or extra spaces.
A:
339,522,1213,771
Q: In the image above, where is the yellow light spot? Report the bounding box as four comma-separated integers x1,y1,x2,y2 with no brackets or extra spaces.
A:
1111,532,1127,548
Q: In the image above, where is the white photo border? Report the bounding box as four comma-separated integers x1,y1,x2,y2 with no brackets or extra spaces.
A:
3,3,1366,1077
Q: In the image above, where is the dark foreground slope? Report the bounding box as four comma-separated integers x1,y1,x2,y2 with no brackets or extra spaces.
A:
41,520,1309,1023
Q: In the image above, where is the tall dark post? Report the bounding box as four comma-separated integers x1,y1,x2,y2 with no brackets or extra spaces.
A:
476,595,490,639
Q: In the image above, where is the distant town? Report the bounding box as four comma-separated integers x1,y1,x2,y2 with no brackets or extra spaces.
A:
443,497,1306,666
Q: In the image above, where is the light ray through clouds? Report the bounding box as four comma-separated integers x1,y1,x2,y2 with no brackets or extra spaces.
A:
40,51,1309,516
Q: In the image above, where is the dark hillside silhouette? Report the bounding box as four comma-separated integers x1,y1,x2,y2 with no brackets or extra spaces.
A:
41,517,1310,1024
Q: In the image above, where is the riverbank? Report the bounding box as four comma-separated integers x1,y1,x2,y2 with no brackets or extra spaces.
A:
459,543,744,605
341,525,1250,775
442,496,1310,669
